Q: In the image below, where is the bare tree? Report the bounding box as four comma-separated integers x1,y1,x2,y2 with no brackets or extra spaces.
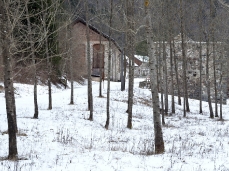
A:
218,44,225,120
217,0,229,120
67,4,75,105
202,0,214,119
85,0,93,120
167,1,176,114
210,0,218,117
169,39,175,114
218,0,229,8
39,0,60,110
95,0,104,98
179,0,190,117
162,40,169,115
198,37,203,114
0,0,18,159
212,40,218,117
25,0,39,118
69,26,74,105
173,39,182,105
126,0,135,129
105,0,113,129
43,0,61,110
145,0,165,154
120,35,125,91
196,0,203,114
61,0,83,105
157,41,165,125
45,7,52,110
203,31,214,118
160,1,169,116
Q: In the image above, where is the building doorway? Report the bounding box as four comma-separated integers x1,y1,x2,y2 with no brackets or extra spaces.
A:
92,44,105,77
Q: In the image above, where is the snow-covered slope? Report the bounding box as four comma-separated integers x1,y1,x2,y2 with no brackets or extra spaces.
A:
0,79,229,171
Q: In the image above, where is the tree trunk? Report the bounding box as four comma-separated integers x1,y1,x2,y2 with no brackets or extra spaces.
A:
210,0,218,117
180,0,190,116
123,49,127,89
199,40,203,114
46,37,52,110
70,59,74,104
197,0,203,114
99,35,103,97
205,0,214,119
126,0,135,129
0,1,18,159
166,0,175,114
41,2,52,110
170,40,175,114
162,41,168,115
173,41,181,105
25,2,39,118
157,42,165,125
97,0,103,97
219,56,223,120
86,0,93,120
105,0,113,129
213,40,218,117
204,32,214,118
69,26,74,105
120,49,125,91
145,0,165,154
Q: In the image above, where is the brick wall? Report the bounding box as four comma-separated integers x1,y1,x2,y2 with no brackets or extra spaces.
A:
70,22,121,81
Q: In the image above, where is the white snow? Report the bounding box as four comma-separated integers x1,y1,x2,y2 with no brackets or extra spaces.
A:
135,55,149,62
0,79,229,171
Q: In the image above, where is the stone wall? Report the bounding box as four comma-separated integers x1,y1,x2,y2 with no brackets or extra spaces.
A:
0,42,3,81
156,38,228,104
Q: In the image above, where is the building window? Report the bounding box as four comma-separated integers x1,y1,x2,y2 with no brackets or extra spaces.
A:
193,72,197,77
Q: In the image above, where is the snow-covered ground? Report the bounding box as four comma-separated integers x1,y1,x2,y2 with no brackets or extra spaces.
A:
0,79,229,171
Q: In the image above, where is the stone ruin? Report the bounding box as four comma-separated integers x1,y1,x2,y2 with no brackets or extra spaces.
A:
156,34,228,104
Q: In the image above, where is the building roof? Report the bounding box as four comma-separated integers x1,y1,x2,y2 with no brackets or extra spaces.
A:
73,18,122,52
125,56,144,67
135,55,149,63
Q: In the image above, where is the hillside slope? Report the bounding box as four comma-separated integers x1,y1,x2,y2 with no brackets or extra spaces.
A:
0,79,229,170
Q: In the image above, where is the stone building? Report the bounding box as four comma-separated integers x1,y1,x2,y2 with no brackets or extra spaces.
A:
67,18,122,82
134,55,149,78
156,34,228,103
0,45,2,81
